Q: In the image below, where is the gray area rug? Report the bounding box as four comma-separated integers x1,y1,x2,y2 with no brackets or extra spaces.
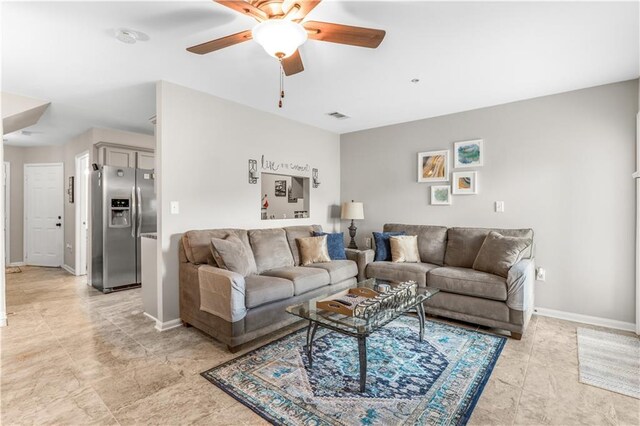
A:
577,327,639,399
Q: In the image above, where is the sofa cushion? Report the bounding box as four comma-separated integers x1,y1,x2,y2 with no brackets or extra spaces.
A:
373,231,405,261
210,235,257,276
307,260,358,284
366,261,439,287
427,266,507,301
249,228,295,273
284,225,322,265
182,229,251,265
444,227,534,268
390,235,420,263
383,224,448,265
244,275,294,308
297,235,331,266
473,232,532,278
313,232,347,260
262,267,330,295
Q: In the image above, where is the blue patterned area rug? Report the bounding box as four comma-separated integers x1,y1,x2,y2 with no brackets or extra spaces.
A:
202,317,505,425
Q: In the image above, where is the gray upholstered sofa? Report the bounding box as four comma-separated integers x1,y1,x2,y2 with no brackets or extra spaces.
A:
178,225,368,350
363,224,535,339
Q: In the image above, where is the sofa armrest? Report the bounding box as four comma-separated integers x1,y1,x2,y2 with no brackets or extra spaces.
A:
345,248,375,281
506,258,535,312
198,265,247,323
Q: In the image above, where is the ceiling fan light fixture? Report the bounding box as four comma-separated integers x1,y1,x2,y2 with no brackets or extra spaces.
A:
252,20,307,59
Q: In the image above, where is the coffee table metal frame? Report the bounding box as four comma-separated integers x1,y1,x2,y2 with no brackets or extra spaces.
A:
286,279,439,393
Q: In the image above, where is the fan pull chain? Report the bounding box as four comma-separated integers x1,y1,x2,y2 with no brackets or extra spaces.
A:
278,60,285,108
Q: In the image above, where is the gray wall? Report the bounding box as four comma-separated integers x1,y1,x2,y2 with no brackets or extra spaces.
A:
156,81,341,323
341,79,638,323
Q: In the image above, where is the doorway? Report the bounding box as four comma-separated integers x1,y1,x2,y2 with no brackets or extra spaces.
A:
24,163,64,267
75,152,89,276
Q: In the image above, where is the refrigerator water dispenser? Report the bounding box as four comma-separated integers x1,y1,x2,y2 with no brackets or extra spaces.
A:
109,198,131,228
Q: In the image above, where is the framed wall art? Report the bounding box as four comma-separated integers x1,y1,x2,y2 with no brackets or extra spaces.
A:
431,185,451,205
274,180,286,197
452,171,478,195
418,150,449,182
454,139,483,168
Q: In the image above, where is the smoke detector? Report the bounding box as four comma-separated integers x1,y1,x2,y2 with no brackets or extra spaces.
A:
115,28,149,44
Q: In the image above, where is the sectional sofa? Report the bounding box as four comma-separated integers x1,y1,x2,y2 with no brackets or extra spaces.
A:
179,223,534,350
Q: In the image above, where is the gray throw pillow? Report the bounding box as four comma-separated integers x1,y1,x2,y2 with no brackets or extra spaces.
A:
210,235,257,277
472,231,532,278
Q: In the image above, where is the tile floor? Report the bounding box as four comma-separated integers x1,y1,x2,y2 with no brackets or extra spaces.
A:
1,266,638,425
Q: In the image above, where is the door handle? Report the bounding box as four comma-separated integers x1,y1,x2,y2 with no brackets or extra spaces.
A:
136,187,142,237
55,223,62,227
131,186,137,238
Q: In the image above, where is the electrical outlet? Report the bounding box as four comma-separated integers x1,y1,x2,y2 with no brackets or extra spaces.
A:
66,243,72,251
536,267,546,281
365,237,372,249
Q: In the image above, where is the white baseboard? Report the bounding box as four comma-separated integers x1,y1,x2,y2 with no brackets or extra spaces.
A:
534,307,636,332
7,262,25,267
154,318,182,332
143,312,158,322
61,264,75,275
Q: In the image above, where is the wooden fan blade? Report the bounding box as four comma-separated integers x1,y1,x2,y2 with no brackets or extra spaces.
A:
187,29,252,54
304,21,385,48
215,0,268,21
282,50,304,76
283,0,322,21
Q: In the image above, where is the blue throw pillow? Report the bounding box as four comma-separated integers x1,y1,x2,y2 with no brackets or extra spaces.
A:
373,231,406,261
313,232,347,260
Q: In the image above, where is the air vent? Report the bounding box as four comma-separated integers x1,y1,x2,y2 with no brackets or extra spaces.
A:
327,111,350,120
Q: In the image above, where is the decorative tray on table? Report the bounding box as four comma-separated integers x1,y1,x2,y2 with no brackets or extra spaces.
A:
316,281,418,319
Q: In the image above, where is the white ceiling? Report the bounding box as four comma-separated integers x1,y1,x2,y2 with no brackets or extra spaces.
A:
2,1,639,146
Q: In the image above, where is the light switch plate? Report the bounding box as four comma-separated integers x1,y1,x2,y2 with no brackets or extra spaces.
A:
495,201,505,212
170,201,179,215
365,237,372,249
536,267,546,281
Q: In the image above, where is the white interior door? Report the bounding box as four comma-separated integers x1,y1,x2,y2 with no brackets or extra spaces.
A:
76,153,89,275
24,163,64,267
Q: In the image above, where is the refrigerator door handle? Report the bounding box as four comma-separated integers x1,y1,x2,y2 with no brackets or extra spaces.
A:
131,186,137,238
136,186,142,237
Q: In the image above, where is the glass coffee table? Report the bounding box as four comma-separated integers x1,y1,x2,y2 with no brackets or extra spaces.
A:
286,278,439,392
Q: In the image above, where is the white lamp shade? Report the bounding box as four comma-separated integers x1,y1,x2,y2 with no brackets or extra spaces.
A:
252,20,308,59
341,202,364,220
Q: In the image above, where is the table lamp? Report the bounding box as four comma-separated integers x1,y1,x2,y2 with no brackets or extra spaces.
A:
341,200,364,249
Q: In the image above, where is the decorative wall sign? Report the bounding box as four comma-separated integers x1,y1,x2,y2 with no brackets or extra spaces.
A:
261,154,310,174
431,185,451,205
454,139,483,168
418,150,449,182
452,171,478,195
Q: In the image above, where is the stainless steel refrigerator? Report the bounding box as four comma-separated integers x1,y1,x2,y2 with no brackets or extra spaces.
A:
91,166,156,293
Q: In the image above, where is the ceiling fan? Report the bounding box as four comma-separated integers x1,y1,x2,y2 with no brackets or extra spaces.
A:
187,0,386,106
